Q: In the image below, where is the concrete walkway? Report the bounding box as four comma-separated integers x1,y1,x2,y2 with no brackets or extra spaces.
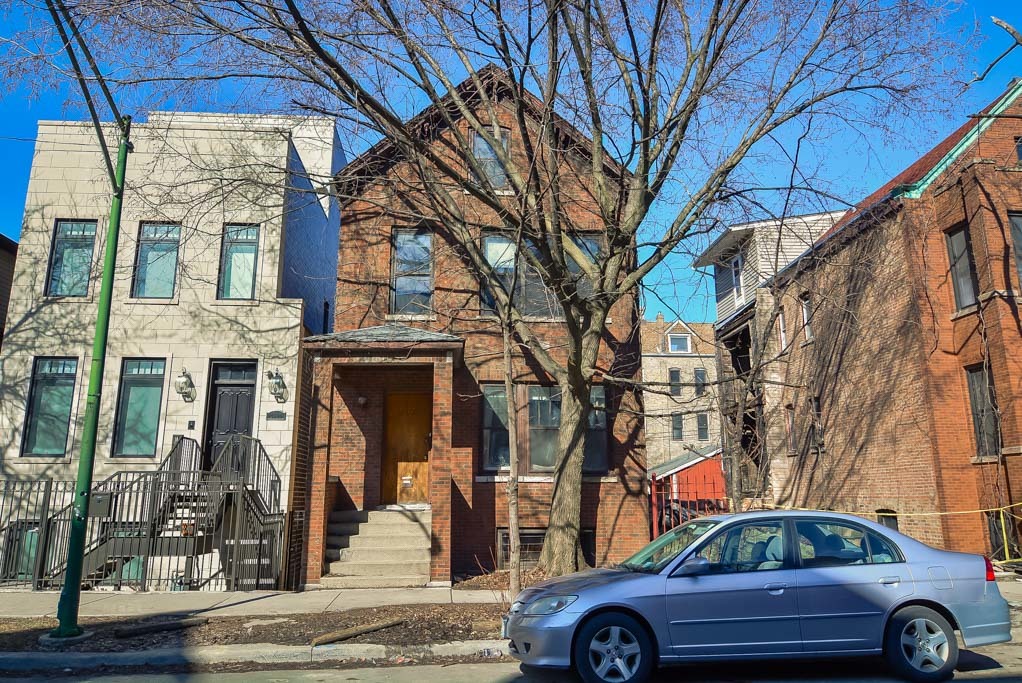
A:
0,587,509,618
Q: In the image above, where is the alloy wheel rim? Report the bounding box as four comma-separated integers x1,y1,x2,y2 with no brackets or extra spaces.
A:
900,617,950,672
588,625,642,682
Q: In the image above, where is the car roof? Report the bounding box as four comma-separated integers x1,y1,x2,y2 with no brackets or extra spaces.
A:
711,509,884,525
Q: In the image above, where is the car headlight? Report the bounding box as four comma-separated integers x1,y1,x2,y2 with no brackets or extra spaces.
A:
523,595,578,615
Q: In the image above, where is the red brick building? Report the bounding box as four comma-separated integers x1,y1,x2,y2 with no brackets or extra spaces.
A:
751,81,1022,557
293,73,647,588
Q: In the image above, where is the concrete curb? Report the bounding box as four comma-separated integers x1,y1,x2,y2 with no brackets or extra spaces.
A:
0,639,509,672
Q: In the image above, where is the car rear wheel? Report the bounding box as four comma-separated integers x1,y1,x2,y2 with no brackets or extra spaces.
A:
573,612,654,683
884,606,958,682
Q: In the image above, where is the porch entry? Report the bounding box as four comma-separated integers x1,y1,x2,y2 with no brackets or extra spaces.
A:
382,392,432,504
204,361,257,467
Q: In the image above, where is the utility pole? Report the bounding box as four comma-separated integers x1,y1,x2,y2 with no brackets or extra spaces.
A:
42,0,133,639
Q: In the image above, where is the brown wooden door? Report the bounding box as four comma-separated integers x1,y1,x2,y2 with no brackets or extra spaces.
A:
382,393,432,504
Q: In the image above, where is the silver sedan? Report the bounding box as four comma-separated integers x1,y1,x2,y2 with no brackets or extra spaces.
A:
504,510,1012,683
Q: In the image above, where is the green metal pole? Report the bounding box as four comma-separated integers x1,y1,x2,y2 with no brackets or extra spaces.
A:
51,116,131,638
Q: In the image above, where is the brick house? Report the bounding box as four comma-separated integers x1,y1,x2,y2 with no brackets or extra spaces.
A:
715,80,1022,556
296,73,648,589
0,233,16,349
639,315,720,469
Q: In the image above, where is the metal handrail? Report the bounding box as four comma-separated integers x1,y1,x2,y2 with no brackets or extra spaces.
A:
210,435,282,513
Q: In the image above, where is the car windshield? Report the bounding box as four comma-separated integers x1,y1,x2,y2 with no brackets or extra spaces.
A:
618,519,719,573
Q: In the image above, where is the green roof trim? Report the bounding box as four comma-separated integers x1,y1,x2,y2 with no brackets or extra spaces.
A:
891,79,1022,200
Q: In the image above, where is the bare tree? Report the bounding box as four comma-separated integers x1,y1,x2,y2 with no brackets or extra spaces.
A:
4,0,969,575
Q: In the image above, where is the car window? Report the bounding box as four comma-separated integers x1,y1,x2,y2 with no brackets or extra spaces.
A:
865,531,899,564
697,521,786,573
796,520,899,567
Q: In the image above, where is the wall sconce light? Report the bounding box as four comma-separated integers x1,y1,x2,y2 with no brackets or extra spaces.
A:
174,368,196,402
266,369,288,403
357,396,369,409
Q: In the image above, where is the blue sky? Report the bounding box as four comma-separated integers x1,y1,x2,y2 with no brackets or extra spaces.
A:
1,1,1021,323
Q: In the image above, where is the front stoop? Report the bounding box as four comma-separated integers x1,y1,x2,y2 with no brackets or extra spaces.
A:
321,509,432,589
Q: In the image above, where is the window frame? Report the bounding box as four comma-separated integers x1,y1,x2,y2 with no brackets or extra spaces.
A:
696,412,710,441
1009,213,1022,291
730,252,744,305
965,363,1000,459
471,128,511,190
694,368,707,397
671,413,684,441
390,227,434,315
945,225,979,311
130,222,182,299
682,518,790,575
784,404,797,453
111,358,167,458
800,293,814,341
668,368,682,396
45,219,98,298
777,307,788,351
216,223,260,300
480,383,511,471
667,334,691,354
876,509,899,532
20,357,79,458
1015,137,1022,166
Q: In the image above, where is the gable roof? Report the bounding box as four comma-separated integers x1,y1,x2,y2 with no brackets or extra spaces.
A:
648,444,722,480
816,79,1022,245
336,64,627,201
640,318,716,355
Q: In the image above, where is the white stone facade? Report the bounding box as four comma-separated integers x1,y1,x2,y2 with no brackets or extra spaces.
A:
0,113,343,504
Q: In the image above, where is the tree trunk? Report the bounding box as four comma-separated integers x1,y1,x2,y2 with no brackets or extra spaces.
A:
502,322,522,598
537,372,592,575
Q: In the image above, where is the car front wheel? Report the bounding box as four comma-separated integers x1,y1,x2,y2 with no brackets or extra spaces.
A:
573,612,654,683
884,606,958,682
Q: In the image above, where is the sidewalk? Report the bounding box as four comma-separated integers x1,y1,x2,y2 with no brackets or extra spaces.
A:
0,587,509,619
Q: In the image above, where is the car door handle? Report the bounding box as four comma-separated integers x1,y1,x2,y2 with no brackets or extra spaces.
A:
879,576,901,585
763,582,788,593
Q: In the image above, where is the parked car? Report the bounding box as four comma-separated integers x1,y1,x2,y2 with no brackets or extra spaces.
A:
504,510,1011,683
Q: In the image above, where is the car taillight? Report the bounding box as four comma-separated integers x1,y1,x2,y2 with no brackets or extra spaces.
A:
985,556,996,582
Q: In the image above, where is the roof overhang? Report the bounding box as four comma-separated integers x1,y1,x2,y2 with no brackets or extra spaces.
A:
693,226,753,269
648,445,723,480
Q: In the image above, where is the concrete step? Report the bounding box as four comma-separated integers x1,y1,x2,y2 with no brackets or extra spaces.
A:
326,530,430,548
329,509,432,525
327,559,431,577
326,522,431,538
335,546,431,563
320,574,430,589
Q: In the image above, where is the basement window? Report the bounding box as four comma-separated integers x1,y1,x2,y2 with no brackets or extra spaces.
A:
496,527,596,570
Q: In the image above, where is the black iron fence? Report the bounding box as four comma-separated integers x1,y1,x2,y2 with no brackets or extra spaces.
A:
0,437,286,591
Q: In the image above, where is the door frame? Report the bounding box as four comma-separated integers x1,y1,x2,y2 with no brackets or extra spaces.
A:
202,359,259,468
380,390,433,505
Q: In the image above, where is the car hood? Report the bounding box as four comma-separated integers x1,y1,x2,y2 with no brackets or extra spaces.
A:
515,567,642,604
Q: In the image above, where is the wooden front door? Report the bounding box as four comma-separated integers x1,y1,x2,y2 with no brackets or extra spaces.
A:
382,392,432,504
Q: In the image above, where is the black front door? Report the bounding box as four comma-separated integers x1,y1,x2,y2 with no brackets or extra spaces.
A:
205,362,257,466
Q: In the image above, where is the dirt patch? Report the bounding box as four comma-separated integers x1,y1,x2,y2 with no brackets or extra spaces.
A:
0,604,506,653
453,567,547,591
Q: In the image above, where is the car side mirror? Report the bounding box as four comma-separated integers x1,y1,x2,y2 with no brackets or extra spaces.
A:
674,556,710,577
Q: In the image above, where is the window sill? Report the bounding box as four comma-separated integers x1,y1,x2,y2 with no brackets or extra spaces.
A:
1001,445,1022,456
800,339,815,348
210,299,260,307
462,189,515,196
126,297,180,306
43,294,95,304
475,474,616,483
109,455,159,463
18,454,73,463
386,313,437,322
950,304,979,321
971,455,1000,465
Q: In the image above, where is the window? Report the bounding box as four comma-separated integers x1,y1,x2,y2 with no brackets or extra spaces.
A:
668,334,690,353
669,368,682,396
1009,214,1022,289
391,228,433,314
696,412,709,441
694,368,707,396
800,293,814,341
695,520,786,573
481,385,510,470
112,359,166,457
777,307,788,350
46,220,96,297
527,385,607,472
966,364,1000,458
132,223,181,298
218,224,259,300
567,234,602,301
21,358,77,456
945,226,978,310
795,520,900,567
671,413,684,441
481,234,557,317
808,396,824,449
497,528,596,569
877,509,899,532
785,404,797,452
472,129,510,189
1015,137,1022,165
730,252,744,304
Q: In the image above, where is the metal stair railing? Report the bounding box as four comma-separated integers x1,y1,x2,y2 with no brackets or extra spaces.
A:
210,435,282,513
